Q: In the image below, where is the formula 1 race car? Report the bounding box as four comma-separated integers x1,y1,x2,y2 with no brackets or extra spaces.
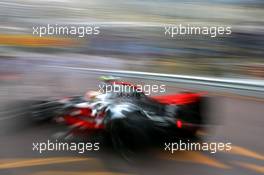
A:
30,78,209,157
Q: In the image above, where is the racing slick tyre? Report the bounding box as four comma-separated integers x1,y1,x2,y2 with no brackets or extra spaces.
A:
107,113,152,161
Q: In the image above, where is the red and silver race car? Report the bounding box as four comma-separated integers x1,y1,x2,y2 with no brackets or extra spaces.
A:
30,78,209,156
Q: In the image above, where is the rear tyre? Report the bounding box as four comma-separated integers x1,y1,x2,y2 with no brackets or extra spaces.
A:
107,116,151,161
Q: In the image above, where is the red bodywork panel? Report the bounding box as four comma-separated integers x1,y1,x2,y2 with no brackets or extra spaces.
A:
151,93,202,105
63,108,105,130
64,115,105,130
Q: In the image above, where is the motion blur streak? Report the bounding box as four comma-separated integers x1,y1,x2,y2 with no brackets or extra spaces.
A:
0,157,92,169
233,162,264,174
30,172,131,175
230,146,264,160
0,35,76,47
159,151,230,169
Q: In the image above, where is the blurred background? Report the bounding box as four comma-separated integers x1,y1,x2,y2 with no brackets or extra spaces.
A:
0,0,264,77
0,1,264,175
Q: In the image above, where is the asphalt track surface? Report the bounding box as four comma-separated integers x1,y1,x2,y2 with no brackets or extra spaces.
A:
0,58,263,175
